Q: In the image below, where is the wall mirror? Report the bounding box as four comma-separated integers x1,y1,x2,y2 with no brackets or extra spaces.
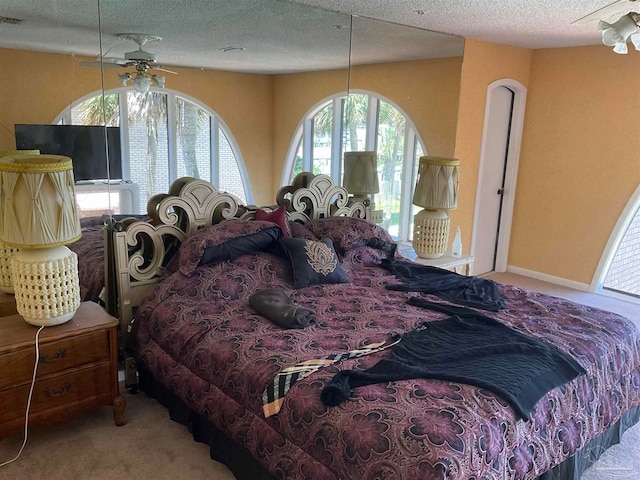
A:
343,16,464,239
0,0,463,230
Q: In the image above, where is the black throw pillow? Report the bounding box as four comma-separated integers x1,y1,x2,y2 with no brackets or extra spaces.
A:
280,237,348,289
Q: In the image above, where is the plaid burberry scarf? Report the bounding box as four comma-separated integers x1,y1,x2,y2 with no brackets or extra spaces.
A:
262,335,400,418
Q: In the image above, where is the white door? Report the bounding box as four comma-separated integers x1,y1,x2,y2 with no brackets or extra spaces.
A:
473,86,514,275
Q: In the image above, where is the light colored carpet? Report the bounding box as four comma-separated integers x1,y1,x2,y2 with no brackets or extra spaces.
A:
0,388,235,480
0,272,638,479
486,272,640,326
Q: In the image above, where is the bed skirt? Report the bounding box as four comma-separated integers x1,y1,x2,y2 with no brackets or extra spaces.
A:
137,367,640,480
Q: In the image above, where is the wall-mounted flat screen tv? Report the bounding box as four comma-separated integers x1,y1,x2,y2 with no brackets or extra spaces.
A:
14,124,123,182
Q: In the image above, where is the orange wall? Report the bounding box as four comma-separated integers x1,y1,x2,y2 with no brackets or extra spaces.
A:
4,42,635,286
0,49,103,147
0,48,275,205
509,45,640,284
454,40,532,252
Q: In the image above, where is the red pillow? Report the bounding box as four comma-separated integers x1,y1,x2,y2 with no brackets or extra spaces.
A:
255,205,291,237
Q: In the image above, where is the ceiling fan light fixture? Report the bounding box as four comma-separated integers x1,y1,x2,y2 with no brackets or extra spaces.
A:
132,74,151,93
117,72,131,86
151,75,165,88
599,12,640,53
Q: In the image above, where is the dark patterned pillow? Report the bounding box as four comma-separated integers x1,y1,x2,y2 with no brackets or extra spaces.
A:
305,216,395,255
255,205,292,237
178,219,281,276
280,237,348,289
289,221,318,240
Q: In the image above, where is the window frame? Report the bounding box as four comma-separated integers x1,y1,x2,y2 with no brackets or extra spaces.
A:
54,87,253,204
282,89,426,241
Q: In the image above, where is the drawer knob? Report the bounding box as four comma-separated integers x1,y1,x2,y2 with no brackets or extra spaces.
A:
40,348,67,363
45,383,71,398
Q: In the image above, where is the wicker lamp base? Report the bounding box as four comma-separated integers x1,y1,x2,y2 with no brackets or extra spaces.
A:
11,246,80,326
413,209,450,259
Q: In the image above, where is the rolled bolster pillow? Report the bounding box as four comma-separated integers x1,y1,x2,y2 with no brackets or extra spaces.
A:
249,287,316,329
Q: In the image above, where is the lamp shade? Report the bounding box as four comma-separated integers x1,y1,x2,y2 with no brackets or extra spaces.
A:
133,74,152,93
412,156,460,210
0,150,40,294
343,151,380,195
0,154,81,248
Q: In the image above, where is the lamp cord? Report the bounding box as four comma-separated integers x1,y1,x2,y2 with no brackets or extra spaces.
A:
0,325,45,467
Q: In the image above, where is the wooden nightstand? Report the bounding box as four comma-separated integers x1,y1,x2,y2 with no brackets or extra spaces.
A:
0,302,126,438
397,243,475,276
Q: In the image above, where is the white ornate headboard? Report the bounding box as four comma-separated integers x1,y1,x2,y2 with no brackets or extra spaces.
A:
276,172,367,222
108,178,247,327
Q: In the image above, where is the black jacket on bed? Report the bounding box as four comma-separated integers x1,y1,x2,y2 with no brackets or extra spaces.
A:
380,258,506,311
320,303,586,420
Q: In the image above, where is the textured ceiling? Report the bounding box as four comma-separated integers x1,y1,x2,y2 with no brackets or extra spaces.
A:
289,0,640,49
0,0,635,73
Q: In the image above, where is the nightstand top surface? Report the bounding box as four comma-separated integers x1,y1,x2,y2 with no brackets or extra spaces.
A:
0,302,117,352
397,242,474,267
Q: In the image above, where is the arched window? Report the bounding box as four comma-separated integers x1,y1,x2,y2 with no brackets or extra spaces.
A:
591,184,640,305
283,90,425,241
57,88,251,214
601,187,640,299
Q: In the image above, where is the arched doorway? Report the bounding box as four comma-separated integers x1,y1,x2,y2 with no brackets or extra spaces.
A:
471,79,527,275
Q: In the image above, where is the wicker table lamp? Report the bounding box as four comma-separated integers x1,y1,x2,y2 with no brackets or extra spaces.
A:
412,156,460,259
0,154,81,326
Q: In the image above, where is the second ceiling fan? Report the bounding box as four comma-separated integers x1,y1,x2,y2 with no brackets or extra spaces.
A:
82,33,177,93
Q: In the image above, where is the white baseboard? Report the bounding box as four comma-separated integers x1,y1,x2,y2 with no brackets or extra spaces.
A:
506,266,591,292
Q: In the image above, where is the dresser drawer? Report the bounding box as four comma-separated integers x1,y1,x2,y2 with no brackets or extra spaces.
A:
0,330,109,390
0,363,113,426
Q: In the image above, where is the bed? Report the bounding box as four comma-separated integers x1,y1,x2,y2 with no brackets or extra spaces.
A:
112,173,640,480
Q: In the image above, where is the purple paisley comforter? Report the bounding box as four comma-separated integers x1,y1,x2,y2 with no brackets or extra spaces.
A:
69,219,106,302
133,247,640,479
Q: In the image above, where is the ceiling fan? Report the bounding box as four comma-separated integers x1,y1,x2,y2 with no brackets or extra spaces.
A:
573,0,640,53
572,0,638,25
81,33,177,92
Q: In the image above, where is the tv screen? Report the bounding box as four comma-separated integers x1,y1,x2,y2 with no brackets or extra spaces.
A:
14,124,123,182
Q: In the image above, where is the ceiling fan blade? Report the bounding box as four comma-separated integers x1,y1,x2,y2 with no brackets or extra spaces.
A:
80,61,123,68
572,0,638,25
152,66,178,74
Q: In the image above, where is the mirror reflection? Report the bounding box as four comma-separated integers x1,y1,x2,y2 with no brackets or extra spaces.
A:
282,15,464,239
0,0,463,240
93,0,354,213
349,16,464,239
